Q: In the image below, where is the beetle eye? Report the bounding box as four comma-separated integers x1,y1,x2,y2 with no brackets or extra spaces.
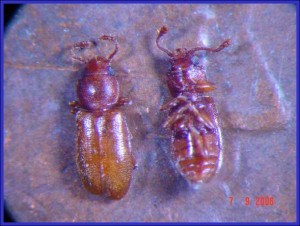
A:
191,55,200,66
108,66,115,76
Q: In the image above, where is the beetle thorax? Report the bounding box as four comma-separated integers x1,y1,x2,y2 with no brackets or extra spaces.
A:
77,70,120,111
168,52,207,97
86,58,111,75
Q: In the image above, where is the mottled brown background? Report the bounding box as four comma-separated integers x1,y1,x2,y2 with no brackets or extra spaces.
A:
4,4,296,222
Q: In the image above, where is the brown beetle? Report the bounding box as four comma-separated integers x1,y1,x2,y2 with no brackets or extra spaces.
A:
70,35,136,199
156,26,231,187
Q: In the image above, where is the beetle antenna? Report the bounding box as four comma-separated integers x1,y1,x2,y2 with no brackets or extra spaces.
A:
156,26,173,57
99,35,119,61
188,39,231,55
71,41,95,64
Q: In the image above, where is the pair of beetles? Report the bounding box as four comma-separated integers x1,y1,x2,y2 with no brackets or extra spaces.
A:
69,26,231,200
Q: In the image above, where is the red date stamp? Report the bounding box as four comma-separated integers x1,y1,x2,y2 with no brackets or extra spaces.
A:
229,196,275,206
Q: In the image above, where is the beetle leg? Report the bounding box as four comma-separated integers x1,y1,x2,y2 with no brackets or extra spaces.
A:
160,98,178,111
194,82,217,93
194,96,214,105
115,97,132,107
69,100,80,114
164,112,185,129
163,104,190,128
160,95,188,111
132,156,138,170
188,104,215,129
69,101,95,114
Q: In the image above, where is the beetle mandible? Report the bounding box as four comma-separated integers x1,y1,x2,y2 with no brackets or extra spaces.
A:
156,26,231,187
70,35,136,200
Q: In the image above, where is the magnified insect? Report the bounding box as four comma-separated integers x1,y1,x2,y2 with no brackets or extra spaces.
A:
156,26,231,187
70,35,136,199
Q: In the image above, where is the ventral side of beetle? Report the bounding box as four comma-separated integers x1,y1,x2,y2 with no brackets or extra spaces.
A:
156,26,231,188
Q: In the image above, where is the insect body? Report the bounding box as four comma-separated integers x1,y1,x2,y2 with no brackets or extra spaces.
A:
70,35,136,199
156,26,231,187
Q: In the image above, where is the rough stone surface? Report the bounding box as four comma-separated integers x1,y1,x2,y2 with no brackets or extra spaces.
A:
4,4,296,222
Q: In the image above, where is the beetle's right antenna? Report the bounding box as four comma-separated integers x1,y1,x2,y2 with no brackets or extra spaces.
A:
99,35,119,61
156,26,173,57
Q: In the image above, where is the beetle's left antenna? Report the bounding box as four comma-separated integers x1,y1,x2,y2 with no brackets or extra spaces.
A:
188,39,231,55
71,41,95,64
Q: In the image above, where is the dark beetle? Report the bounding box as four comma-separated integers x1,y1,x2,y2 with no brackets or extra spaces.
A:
156,26,231,187
70,35,136,199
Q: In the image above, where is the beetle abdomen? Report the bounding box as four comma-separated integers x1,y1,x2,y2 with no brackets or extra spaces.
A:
167,96,222,186
76,110,135,199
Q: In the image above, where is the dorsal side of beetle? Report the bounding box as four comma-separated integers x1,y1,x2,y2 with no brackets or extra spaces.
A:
156,26,231,187
70,35,136,200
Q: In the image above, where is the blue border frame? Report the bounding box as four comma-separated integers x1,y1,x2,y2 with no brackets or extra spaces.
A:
1,1,3,225
296,0,299,224
1,0,299,225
